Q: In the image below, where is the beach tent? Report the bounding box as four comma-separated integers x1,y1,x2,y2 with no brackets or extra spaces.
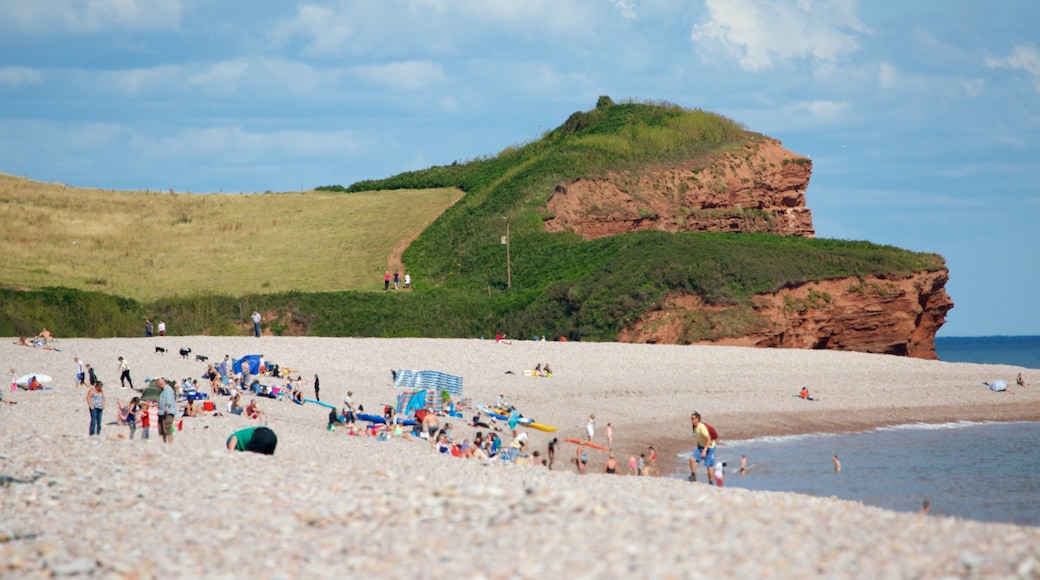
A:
393,369,463,397
140,379,166,402
986,380,1008,392
233,355,261,375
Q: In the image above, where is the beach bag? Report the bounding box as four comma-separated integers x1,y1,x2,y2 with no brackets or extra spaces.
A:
706,423,719,443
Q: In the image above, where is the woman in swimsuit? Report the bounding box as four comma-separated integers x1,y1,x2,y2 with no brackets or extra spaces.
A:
603,453,619,474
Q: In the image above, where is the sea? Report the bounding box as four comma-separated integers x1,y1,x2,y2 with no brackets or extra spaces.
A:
673,336,1040,527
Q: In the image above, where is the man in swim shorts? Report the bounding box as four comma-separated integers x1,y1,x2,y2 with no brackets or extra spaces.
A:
688,411,716,484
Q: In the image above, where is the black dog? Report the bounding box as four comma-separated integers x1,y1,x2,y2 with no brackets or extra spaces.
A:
155,346,167,355
195,354,209,363
179,347,192,359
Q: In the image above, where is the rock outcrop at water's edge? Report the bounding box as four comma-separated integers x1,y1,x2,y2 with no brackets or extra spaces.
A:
619,269,954,359
544,136,815,239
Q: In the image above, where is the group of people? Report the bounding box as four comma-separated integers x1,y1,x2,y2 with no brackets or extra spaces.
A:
383,270,411,291
144,319,166,337
16,328,56,350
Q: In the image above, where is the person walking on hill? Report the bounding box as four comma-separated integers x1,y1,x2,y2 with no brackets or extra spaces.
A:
383,270,391,291
404,272,411,289
118,356,133,389
688,411,717,484
393,270,400,290
157,320,166,336
145,318,153,337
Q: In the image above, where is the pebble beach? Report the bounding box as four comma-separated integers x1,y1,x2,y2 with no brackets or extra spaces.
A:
3,336,1040,578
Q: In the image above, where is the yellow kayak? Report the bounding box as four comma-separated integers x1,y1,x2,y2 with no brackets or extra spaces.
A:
526,422,558,433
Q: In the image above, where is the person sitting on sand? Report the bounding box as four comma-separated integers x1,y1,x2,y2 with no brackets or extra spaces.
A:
1017,373,1027,388
244,398,264,421
182,399,204,417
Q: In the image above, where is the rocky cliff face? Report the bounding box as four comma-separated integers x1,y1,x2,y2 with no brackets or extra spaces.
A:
618,270,954,359
544,136,814,239
540,134,952,358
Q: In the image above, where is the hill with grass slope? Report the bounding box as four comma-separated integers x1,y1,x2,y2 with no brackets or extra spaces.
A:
342,97,952,358
1,98,952,357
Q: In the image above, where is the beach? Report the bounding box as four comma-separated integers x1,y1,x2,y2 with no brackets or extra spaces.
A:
2,336,1039,577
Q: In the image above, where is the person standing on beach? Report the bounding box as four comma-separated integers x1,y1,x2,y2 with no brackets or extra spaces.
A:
688,411,717,484
87,381,105,436
86,364,97,387
145,318,153,337
157,320,166,336
585,414,595,441
606,422,613,446
157,378,177,443
575,442,588,474
118,356,133,389
313,374,320,401
252,311,262,337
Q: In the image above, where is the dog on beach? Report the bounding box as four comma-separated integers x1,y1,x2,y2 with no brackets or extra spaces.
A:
195,354,209,363
179,348,192,359
155,346,167,355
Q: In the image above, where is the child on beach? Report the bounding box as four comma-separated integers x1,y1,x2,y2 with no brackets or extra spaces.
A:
606,423,613,446
127,397,141,439
715,461,726,487
628,455,638,475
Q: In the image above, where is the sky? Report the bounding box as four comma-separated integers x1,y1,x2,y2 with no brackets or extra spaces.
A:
1,0,1037,337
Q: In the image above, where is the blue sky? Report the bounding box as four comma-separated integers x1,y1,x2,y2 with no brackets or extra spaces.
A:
1,0,1037,337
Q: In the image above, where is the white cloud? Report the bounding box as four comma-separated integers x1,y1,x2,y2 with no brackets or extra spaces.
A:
0,0,182,34
0,67,44,88
612,0,636,19
691,0,869,71
986,43,1040,92
78,59,343,100
270,4,355,58
268,1,607,58
791,100,850,123
352,61,447,91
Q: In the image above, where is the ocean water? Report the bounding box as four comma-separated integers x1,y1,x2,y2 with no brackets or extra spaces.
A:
936,335,1040,369
674,336,1040,526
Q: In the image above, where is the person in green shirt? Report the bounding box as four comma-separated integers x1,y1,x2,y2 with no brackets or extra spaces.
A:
226,426,278,455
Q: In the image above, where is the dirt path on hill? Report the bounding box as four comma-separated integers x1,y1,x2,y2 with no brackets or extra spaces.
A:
385,206,454,286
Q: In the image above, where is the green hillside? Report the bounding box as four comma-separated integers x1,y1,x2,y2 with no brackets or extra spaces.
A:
1,99,944,341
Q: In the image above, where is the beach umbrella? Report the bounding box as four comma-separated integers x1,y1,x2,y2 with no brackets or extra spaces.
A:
15,374,52,386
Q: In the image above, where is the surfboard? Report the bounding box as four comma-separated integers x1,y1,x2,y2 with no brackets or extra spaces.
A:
564,438,608,451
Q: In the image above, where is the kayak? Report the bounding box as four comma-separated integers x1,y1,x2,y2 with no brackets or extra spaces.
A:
304,398,336,409
564,438,608,451
525,422,558,433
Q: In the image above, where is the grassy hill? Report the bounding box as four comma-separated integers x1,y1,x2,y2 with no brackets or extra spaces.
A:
0,98,945,341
